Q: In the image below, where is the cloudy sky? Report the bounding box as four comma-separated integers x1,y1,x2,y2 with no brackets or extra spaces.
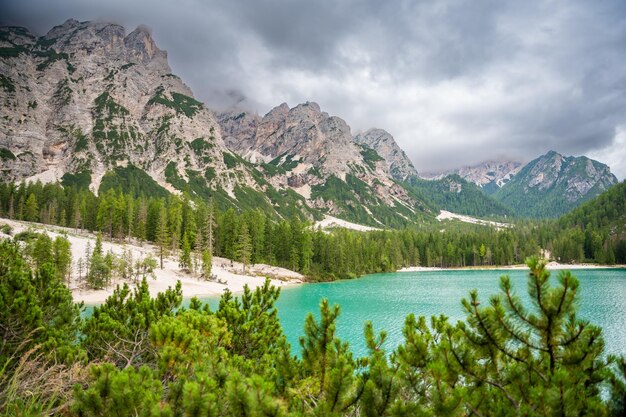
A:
3,0,626,178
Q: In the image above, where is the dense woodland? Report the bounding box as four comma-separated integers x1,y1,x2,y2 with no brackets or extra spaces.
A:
1,179,626,415
0,181,625,286
0,239,625,415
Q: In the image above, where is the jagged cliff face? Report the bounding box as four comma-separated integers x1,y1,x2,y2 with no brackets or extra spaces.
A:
454,161,522,191
353,128,418,181
421,160,521,194
0,19,252,197
494,151,618,217
0,20,429,226
2,19,618,224
219,102,425,225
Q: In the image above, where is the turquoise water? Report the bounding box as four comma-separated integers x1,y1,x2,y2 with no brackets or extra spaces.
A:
202,268,626,358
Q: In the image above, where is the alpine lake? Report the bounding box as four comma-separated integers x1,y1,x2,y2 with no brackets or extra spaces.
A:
200,268,626,358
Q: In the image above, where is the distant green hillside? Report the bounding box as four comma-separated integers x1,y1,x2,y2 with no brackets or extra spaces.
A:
558,180,626,233
551,180,626,264
406,175,513,218
494,151,617,218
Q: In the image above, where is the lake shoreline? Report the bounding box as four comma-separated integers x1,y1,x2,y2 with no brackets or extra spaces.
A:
398,261,626,272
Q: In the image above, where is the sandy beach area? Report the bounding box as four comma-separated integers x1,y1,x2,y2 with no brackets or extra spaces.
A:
399,261,625,273
0,218,304,305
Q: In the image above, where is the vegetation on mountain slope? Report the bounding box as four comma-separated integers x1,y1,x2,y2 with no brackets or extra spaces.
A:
548,181,626,263
406,175,513,218
494,151,617,218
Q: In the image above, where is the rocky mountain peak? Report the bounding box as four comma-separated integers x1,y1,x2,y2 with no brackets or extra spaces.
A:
216,101,420,223
124,25,162,63
286,102,326,126
494,151,618,217
0,18,234,194
422,160,522,193
37,20,169,72
44,18,82,39
353,128,418,181
264,102,290,122
0,26,36,46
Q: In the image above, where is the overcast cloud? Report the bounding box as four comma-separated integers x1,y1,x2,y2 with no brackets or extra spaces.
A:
2,0,626,178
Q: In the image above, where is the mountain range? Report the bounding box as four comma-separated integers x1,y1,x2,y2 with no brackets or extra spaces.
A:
0,19,619,225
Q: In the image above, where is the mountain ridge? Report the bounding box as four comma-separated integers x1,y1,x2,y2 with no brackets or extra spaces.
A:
0,19,620,224
494,151,618,217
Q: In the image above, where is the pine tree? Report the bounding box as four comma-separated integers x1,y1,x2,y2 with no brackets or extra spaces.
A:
81,278,182,367
30,232,53,269
0,241,82,373
24,192,38,222
87,234,110,289
168,198,183,255
236,222,252,272
72,364,164,416
17,194,24,220
7,193,15,219
216,279,284,361
300,231,314,274
179,232,192,272
205,200,215,253
155,204,170,269
53,235,72,282
135,197,148,243
201,249,212,280
70,197,80,231
455,256,606,414
299,299,356,413
97,189,115,238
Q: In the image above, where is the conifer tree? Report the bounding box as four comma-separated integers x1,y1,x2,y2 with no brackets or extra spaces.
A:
24,192,38,222
71,364,164,417
178,232,192,272
201,249,212,280
155,203,169,269
81,278,182,367
30,232,53,269
53,235,72,282
300,231,314,274
0,241,82,373
236,222,252,272
135,197,147,243
87,233,110,289
168,198,183,255
7,193,14,219
205,199,215,253
16,195,24,220
216,280,284,361
71,198,82,231
463,256,606,414
299,299,356,414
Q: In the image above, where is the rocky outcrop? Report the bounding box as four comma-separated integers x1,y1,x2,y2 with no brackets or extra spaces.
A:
353,128,418,181
0,19,254,198
1,19,431,226
421,160,521,193
494,151,618,217
218,102,425,224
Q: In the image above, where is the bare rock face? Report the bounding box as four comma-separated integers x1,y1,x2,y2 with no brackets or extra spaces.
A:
218,110,261,160
494,150,618,217
421,160,522,193
218,102,424,223
513,151,617,201
0,20,254,197
0,19,429,226
353,128,418,181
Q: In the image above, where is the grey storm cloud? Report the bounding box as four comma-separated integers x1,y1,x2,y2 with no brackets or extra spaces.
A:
2,0,626,178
